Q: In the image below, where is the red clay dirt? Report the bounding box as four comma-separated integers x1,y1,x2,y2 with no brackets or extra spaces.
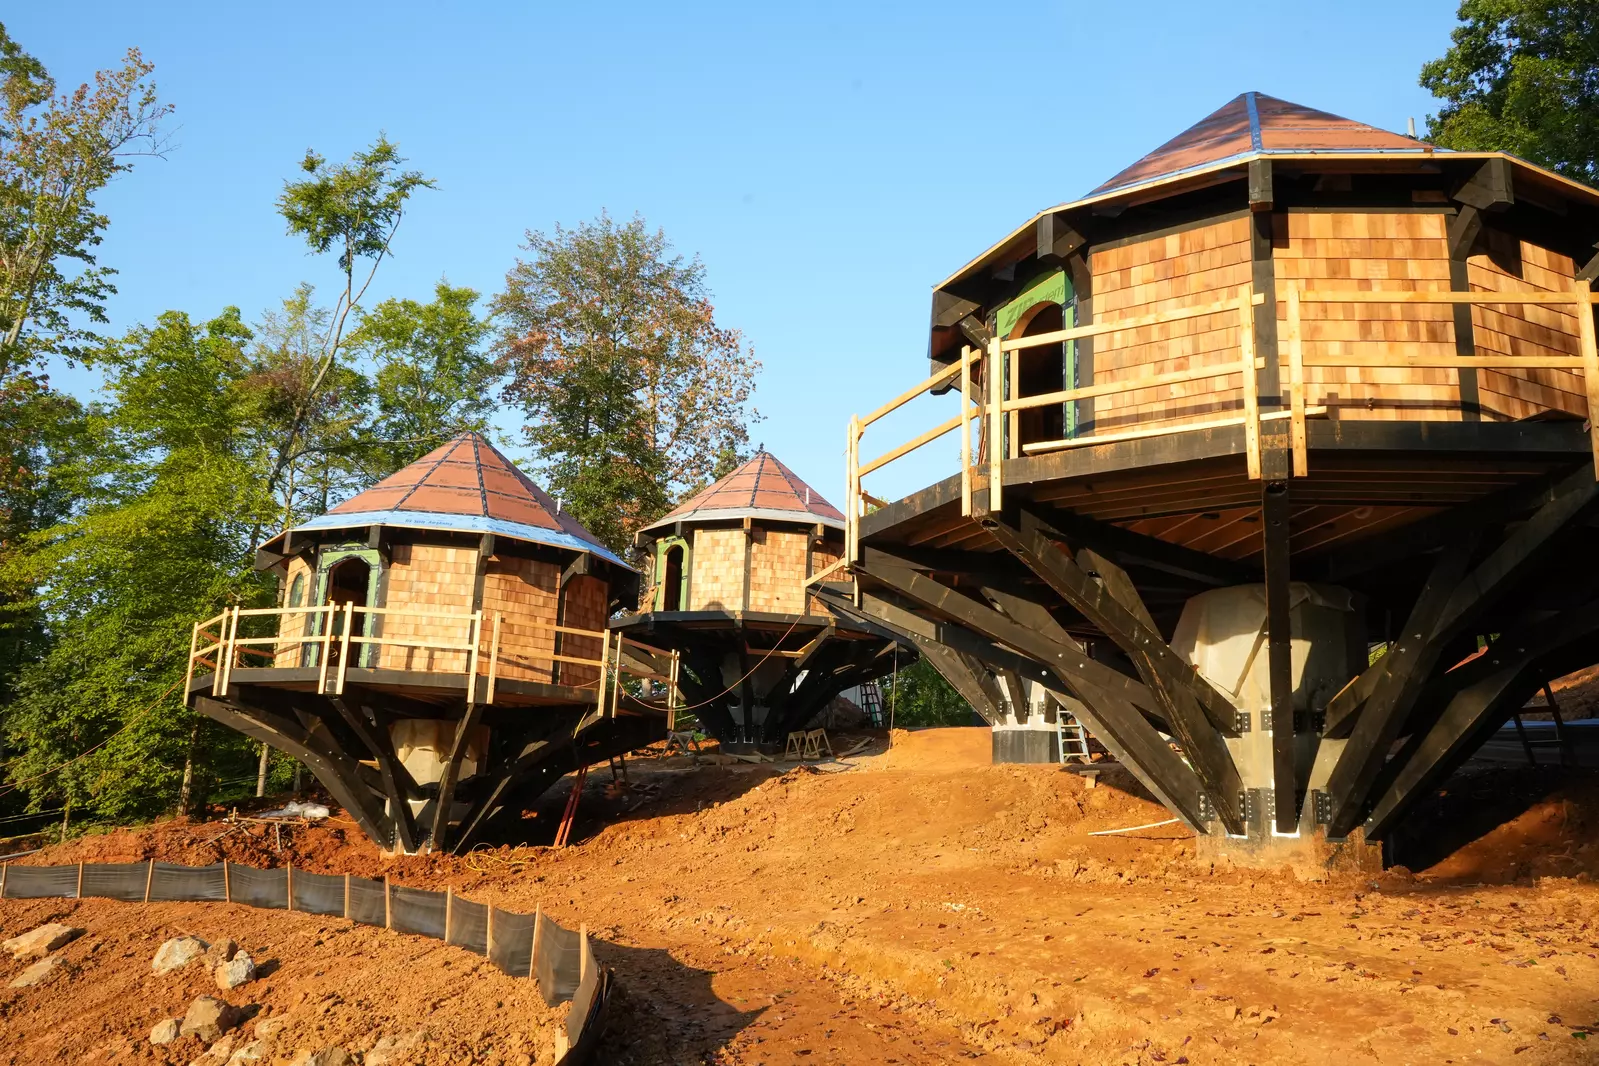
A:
5,726,1599,1065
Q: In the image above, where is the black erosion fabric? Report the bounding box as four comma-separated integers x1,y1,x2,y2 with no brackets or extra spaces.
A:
535,914,582,1006
346,876,387,927
389,885,447,940
228,864,287,909
446,896,488,955
489,907,534,977
79,863,148,902
2,864,79,899
291,871,345,917
150,862,226,902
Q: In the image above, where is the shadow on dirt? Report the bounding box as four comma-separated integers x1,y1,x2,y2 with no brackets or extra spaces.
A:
588,941,762,1064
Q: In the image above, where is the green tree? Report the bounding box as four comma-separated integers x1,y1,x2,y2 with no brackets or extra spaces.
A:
493,213,761,551
884,658,978,728
1,310,276,819
350,280,498,471
1421,1,1599,183
0,24,171,370
263,137,433,523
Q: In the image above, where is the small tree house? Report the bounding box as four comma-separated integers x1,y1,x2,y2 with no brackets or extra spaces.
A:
617,451,911,749
186,433,674,853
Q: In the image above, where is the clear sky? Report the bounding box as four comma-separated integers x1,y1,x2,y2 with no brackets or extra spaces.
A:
13,1,1462,507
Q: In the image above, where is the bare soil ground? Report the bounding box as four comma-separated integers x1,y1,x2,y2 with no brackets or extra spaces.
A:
5,726,1599,1065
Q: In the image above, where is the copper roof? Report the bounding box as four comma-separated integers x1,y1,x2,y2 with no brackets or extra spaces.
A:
641,451,844,534
1093,91,1436,197
263,433,627,566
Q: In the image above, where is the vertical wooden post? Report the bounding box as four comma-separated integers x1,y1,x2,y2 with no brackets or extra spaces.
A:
217,606,241,696
1285,286,1308,476
384,875,392,929
1574,276,1599,476
486,613,503,706
0,862,7,899
75,862,84,899
486,903,496,962
578,924,590,985
223,861,231,903
960,346,974,516
844,416,859,563
317,606,333,695
184,622,200,694
529,905,543,980
1239,294,1262,480
610,634,623,719
143,860,154,903
1007,339,1020,459
465,610,482,705
286,862,294,912
343,873,351,920
987,337,1004,512
597,628,611,711
336,601,355,695
445,886,454,944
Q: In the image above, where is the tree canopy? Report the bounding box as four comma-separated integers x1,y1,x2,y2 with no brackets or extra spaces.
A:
1422,0,1599,183
494,213,761,551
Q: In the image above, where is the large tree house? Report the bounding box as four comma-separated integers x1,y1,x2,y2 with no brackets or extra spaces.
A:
185,433,676,854
828,93,1599,859
615,451,913,751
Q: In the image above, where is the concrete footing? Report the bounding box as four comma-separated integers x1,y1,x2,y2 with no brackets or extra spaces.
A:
1196,825,1384,880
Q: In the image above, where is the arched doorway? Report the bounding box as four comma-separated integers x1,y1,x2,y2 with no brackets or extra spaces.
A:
325,556,373,667
662,544,685,611
1014,302,1068,448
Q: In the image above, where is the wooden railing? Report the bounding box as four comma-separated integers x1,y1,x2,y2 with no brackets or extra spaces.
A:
187,605,680,714
845,281,1599,560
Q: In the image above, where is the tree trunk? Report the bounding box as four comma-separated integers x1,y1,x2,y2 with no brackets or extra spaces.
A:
256,742,270,798
178,722,200,815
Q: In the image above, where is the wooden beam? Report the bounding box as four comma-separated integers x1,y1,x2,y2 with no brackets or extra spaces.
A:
328,696,421,853
1452,157,1514,212
932,289,981,330
914,639,1004,724
430,701,484,851
980,510,1245,832
1260,479,1297,832
1447,207,1482,420
1247,158,1273,211
1036,212,1086,260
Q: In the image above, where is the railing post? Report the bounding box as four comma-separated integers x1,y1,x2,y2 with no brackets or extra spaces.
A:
610,631,623,719
987,336,1004,512
1007,336,1020,460
336,600,354,695
486,613,502,706
597,628,611,710
316,606,333,694
184,622,200,695
960,346,974,516
1239,294,1262,481
845,415,860,563
667,651,680,732
1285,286,1308,477
1574,275,1599,476
217,606,240,697
465,610,482,705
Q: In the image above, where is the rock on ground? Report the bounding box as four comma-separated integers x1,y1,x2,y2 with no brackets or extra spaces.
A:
364,1030,428,1066
2,923,83,959
202,938,237,967
152,935,209,974
253,1017,285,1039
179,996,241,1042
150,1018,181,1045
214,951,256,990
287,1051,351,1066
225,1039,266,1064
8,955,66,988
187,1035,234,1066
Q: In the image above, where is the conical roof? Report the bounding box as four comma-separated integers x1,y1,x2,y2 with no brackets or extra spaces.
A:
272,432,628,567
1091,91,1434,197
641,451,844,534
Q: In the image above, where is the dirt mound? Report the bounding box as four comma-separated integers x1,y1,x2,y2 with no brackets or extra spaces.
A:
0,897,563,1065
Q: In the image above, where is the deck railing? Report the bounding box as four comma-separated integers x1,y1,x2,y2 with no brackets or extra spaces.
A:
187,605,680,714
844,281,1599,560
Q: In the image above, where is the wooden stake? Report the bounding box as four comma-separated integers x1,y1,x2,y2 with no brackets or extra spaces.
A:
144,860,154,903
286,862,294,912
0,862,7,900
343,873,350,920
530,905,543,980
76,862,84,899
223,861,231,903
384,875,392,929
445,886,454,944
486,903,496,961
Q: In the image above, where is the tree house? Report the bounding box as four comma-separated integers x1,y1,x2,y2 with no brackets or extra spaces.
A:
185,433,674,853
616,451,911,750
831,93,1599,863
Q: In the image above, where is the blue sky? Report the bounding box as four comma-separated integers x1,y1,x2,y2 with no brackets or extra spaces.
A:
13,1,1462,507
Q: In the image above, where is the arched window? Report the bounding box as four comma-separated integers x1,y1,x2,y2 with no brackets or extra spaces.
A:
287,572,306,608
